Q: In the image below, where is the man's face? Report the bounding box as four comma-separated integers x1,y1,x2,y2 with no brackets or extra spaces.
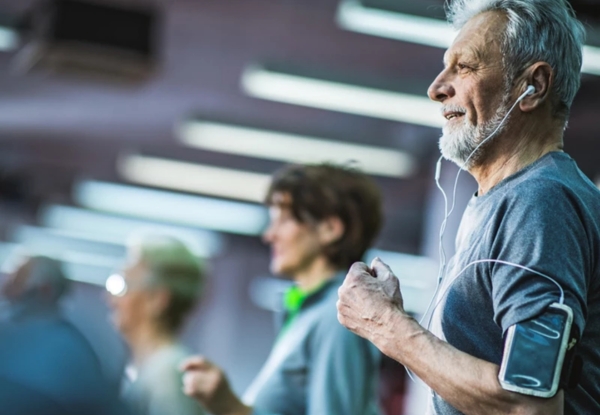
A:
262,193,323,278
428,11,511,168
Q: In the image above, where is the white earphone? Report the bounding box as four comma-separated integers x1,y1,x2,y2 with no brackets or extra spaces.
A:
425,81,558,327
525,84,536,96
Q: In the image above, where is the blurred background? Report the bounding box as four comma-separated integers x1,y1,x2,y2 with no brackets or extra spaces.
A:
0,0,598,413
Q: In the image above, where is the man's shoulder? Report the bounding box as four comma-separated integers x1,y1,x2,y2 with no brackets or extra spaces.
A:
511,152,598,197
496,155,600,213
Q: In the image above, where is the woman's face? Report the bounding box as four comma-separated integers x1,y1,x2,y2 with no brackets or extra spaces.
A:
262,194,323,278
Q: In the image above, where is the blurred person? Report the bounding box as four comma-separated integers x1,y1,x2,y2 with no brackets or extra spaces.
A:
0,255,126,415
336,1,600,415
107,235,206,415
181,163,384,415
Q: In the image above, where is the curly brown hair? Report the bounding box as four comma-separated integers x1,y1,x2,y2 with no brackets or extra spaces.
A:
265,163,383,270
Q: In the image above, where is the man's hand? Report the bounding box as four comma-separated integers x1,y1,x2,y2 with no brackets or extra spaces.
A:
180,356,251,415
336,257,407,346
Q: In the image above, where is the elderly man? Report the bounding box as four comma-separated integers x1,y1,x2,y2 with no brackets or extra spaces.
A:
337,1,600,415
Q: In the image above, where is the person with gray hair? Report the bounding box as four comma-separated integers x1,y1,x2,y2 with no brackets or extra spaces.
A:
107,235,206,415
1,254,71,312
336,1,600,414
0,255,128,415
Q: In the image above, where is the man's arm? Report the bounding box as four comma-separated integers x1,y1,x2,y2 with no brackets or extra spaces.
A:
337,259,564,415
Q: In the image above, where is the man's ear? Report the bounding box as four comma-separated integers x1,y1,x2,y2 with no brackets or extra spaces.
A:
316,216,345,246
519,62,553,113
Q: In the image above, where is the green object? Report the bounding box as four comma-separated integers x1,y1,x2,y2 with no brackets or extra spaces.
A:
283,285,308,315
278,281,329,339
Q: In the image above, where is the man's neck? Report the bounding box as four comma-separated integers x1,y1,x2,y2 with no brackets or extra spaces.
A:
126,323,175,367
292,257,338,293
469,116,564,196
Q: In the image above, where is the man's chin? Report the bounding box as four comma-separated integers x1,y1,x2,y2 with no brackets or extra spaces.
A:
439,134,470,167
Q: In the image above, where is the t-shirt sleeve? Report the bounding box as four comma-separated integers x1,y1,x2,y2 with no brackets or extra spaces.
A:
305,308,381,415
145,357,207,415
249,307,381,415
487,181,589,337
250,409,278,415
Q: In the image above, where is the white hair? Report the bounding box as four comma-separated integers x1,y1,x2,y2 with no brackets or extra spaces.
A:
447,0,586,119
128,234,204,331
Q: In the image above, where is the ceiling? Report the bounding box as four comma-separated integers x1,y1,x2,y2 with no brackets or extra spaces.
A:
0,0,598,257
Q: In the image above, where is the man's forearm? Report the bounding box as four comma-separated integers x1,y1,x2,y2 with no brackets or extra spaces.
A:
375,311,563,415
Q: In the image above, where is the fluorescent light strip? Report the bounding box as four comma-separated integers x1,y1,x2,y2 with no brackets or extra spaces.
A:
40,204,223,257
364,248,438,315
61,262,114,286
0,242,23,273
582,45,600,76
0,241,115,287
178,121,416,178
364,249,437,289
241,66,443,128
0,26,18,51
119,154,271,203
9,225,125,263
337,0,600,76
74,180,268,236
337,1,453,48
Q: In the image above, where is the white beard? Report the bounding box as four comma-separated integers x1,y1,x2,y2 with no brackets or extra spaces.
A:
439,98,510,170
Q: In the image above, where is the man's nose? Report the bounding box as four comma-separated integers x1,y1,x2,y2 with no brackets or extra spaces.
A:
428,70,455,103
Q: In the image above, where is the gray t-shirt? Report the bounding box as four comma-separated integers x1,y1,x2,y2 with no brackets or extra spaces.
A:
428,152,600,415
124,344,205,415
243,273,382,415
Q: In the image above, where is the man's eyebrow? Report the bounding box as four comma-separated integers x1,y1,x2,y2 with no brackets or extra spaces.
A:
442,51,452,67
468,46,486,63
443,46,486,68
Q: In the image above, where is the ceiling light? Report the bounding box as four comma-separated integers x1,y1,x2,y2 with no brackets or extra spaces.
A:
582,46,600,76
178,121,416,178
40,204,223,257
74,180,268,236
0,26,18,51
10,225,125,262
0,241,116,286
241,66,443,128
337,0,600,76
337,1,453,48
119,154,272,203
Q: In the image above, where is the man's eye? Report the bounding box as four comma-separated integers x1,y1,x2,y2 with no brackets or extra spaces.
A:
457,63,474,72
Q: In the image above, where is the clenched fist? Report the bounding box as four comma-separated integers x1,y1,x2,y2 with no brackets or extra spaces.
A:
180,356,251,415
336,257,406,347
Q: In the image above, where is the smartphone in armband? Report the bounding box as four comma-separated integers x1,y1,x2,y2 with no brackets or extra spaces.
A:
498,303,573,398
